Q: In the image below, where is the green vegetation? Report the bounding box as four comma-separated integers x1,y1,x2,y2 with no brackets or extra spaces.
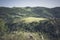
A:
0,19,8,36
0,7,60,40
21,17,48,23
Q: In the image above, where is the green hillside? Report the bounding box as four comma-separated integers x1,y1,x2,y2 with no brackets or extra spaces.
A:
0,7,60,40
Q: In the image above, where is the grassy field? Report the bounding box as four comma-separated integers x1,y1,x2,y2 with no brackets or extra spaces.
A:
21,17,48,23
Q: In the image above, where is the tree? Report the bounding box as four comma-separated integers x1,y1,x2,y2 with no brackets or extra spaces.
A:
0,19,8,36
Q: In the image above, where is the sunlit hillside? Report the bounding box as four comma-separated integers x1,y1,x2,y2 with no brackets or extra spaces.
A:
21,17,48,23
